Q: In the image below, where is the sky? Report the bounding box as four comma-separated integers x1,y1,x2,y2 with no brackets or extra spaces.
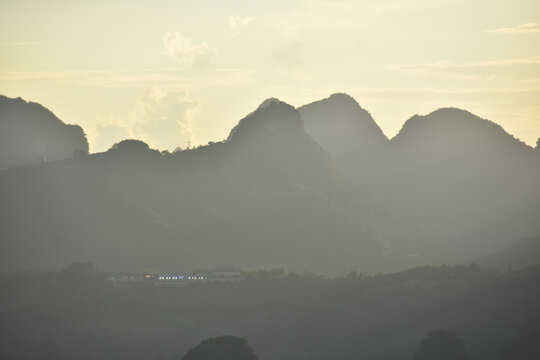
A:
1,0,539,152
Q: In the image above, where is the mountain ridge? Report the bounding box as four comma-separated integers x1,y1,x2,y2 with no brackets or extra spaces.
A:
2,93,539,275
1,98,429,275
390,107,532,153
299,94,540,260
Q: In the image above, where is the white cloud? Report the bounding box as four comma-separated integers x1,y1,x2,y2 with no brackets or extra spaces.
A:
272,24,309,82
0,68,256,88
90,117,133,153
162,32,216,69
274,40,303,70
486,23,540,34
348,86,540,95
387,56,540,80
388,56,540,71
133,88,200,151
228,16,253,35
281,25,299,39
87,89,202,152
0,41,38,47
274,39,309,82
271,0,447,30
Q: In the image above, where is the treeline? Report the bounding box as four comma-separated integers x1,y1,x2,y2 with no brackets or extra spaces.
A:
1,263,539,360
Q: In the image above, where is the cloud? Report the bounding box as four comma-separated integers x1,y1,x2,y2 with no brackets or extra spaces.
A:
486,23,540,34
88,89,202,152
132,88,200,151
388,56,540,79
272,25,309,82
274,40,303,70
348,86,540,95
272,0,447,30
91,117,133,153
266,85,540,99
228,16,252,35
162,32,216,69
274,39,308,82
0,41,38,47
388,56,540,71
0,68,256,88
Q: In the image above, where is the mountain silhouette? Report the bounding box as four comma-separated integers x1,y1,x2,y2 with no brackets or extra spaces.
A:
2,94,539,273
228,98,304,142
481,236,540,271
299,93,388,151
390,107,531,156
0,95,88,170
0,98,428,274
298,93,388,182
300,98,540,259
383,107,540,254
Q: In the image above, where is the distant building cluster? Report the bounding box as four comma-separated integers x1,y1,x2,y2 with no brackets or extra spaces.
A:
105,268,244,287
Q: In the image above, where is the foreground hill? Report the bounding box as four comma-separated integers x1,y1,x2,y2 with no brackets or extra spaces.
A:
1,264,538,360
300,99,540,258
0,95,88,170
0,99,427,274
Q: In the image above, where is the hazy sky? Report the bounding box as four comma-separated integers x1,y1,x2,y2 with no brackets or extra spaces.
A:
1,0,539,152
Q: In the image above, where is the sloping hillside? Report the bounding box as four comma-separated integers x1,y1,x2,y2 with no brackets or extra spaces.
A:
0,95,88,170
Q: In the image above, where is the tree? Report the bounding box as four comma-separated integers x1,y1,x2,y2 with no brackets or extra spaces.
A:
413,329,470,360
182,336,258,360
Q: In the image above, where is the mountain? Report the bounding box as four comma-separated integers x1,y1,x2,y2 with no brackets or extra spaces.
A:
0,95,89,170
4,94,537,274
480,236,540,272
383,108,540,254
298,93,388,182
0,98,427,275
390,107,531,157
298,93,388,151
299,98,540,259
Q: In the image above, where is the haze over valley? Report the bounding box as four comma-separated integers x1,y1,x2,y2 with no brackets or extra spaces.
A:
1,1,540,359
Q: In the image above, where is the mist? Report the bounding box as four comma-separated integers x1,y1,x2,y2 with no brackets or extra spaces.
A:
1,1,540,359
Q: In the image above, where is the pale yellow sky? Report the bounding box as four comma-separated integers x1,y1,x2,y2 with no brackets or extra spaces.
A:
1,0,539,152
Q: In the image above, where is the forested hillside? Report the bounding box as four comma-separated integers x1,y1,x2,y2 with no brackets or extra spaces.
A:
1,264,539,360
